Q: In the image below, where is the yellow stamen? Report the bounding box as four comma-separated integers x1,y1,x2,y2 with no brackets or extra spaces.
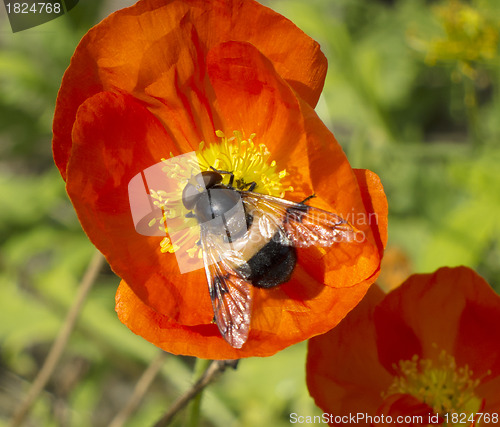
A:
148,130,290,256
384,347,488,421
196,130,293,197
160,236,175,253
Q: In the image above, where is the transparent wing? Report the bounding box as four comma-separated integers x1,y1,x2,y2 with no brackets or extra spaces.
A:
200,227,253,349
241,192,358,248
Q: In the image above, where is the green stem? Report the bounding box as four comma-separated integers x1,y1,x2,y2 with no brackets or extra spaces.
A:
186,358,211,427
9,250,105,427
463,71,480,145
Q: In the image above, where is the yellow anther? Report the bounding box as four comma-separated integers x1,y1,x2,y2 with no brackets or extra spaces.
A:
149,130,291,257
384,347,485,420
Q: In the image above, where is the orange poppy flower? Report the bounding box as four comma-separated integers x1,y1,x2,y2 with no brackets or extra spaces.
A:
53,0,387,358
307,266,500,425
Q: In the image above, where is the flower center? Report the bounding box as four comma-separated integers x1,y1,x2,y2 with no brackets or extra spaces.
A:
197,130,292,197
149,130,291,256
384,348,485,419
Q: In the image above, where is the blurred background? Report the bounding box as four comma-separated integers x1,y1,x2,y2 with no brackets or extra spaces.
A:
1,0,499,425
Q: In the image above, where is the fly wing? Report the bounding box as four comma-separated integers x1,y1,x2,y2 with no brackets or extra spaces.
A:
200,227,253,348
241,192,358,248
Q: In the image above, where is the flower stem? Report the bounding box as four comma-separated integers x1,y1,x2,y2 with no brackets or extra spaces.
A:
153,360,239,427
186,358,211,427
9,250,105,427
108,350,168,427
463,73,480,144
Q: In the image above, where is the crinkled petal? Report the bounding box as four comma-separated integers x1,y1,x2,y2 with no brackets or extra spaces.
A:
207,41,383,288
375,394,440,426
374,267,500,378
53,0,326,180
307,266,500,421
67,91,213,325
306,285,390,424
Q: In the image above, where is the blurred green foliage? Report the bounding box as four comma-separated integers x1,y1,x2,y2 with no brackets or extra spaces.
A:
271,0,500,289
0,0,499,426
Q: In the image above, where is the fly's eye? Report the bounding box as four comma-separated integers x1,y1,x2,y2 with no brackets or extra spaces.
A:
182,183,199,210
199,171,223,188
182,171,223,210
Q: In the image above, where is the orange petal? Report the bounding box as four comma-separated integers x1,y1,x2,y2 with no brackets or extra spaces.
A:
208,40,383,283
116,272,373,359
53,0,326,180
116,279,241,359
353,168,389,253
375,394,439,426
307,267,500,419
306,285,391,420
207,40,310,198
451,267,500,378
374,266,500,377
476,376,500,413
67,91,213,325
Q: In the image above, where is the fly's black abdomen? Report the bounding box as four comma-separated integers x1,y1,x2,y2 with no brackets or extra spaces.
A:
237,232,297,288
